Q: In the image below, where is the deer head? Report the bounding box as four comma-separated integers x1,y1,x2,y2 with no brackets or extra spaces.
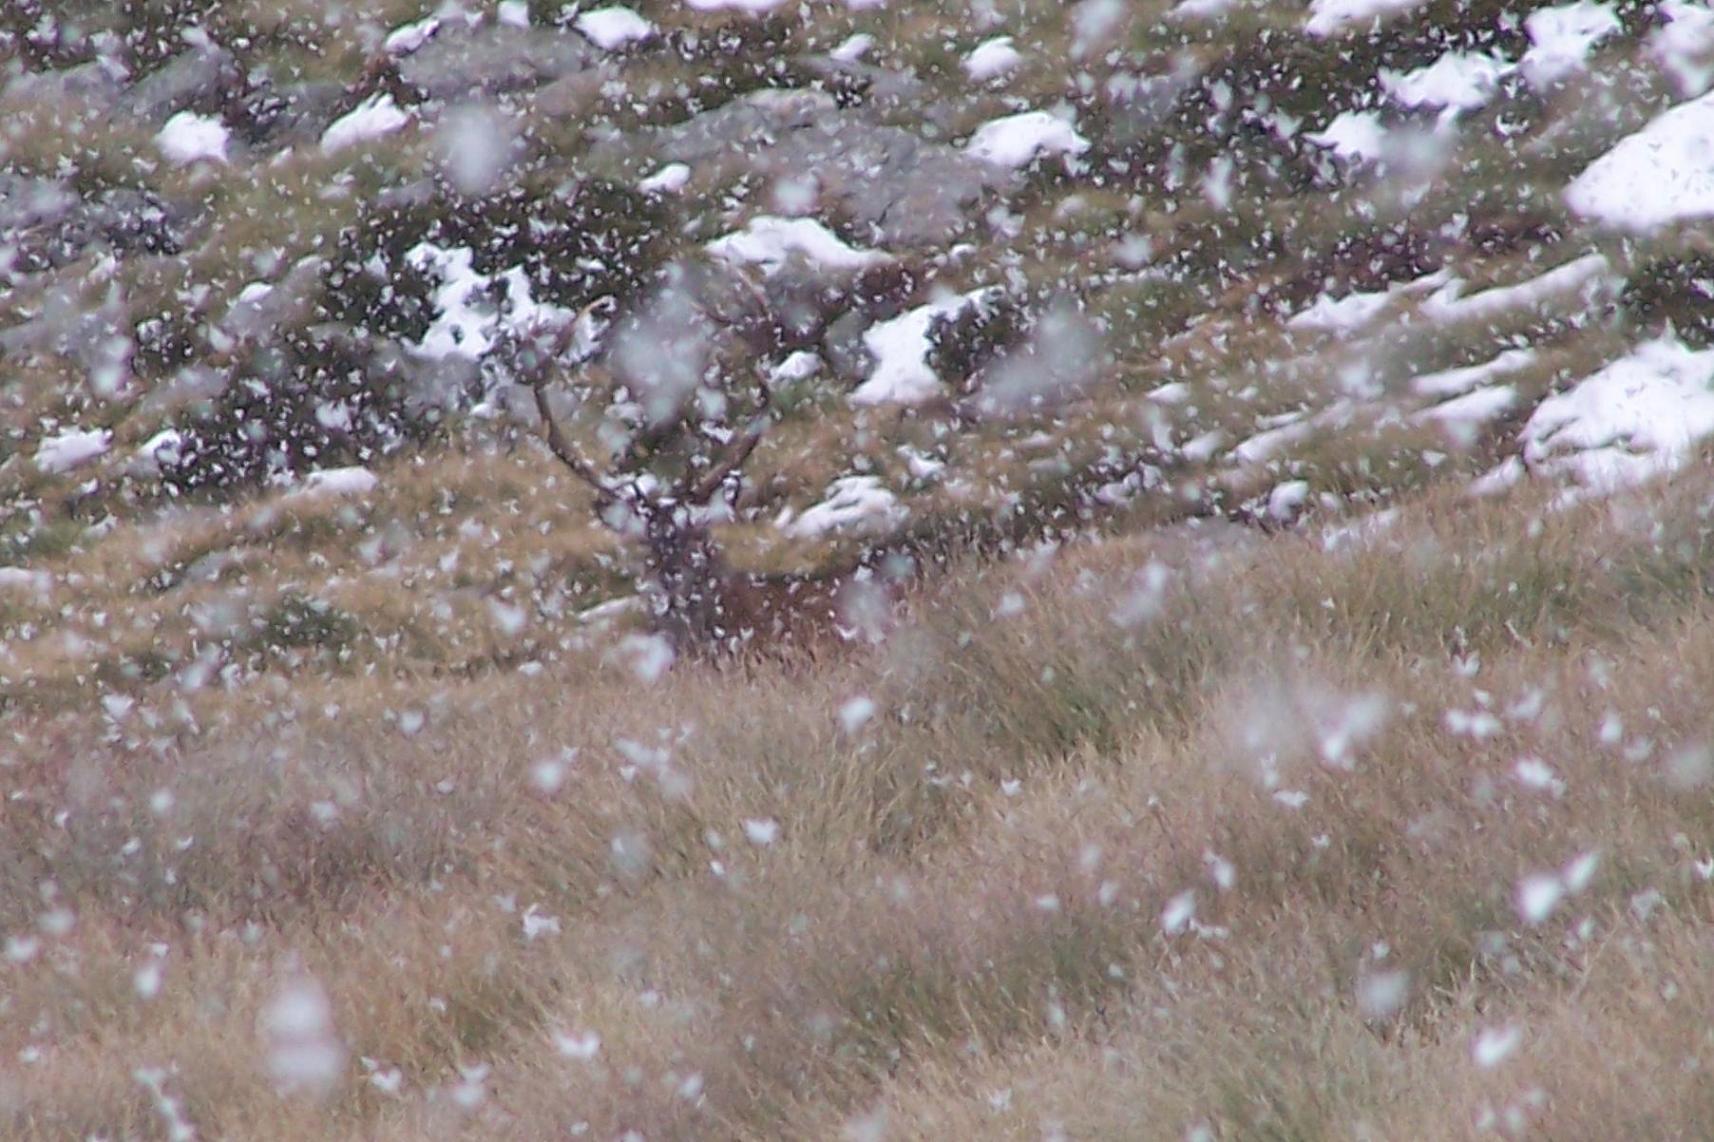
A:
505,304,776,652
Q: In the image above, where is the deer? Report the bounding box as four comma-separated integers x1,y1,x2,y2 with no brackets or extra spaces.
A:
504,303,903,662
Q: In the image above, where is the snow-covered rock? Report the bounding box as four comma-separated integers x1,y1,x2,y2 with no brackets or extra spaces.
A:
1520,1,1621,87
964,37,1023,82
156,111,229,165
783,475,907,537
1565,89,1714,231
321,94,411,154
706,216,890,276
852,288,999,406
36,428,111,474
575,7,655,50
965,111,1089,169
296,467,380,498
1305,0,1428,37
1522,337,1714,493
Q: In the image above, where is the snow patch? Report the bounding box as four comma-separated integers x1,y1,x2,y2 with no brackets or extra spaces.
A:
321,94,411,154
1520,1,1622,87
1305,110,1391,163
1305,0,1428,37
1522,336,1714,494
1565,88,1714,231
295,467,380,498
36,427,111,474
1289,270,1449,333
406,243,575,361
1653,0,1714,97
1411,348,1538,397
639,162,691,194
156,111,229,165
706,216,891,276
965,110,1089,169
1413,385,1518,426
783,475,906,538
852,288,999,406
1422,254,1611,322
1382,51,1512,114
964,37,1023,82
575,6,655,50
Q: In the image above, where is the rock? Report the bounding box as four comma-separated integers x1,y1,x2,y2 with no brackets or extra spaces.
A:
397,24,598,101
595,89,1005,249
123,46,242,122
228,79,342,147
2,58,127,106
216,257,326,348
822,308,874,384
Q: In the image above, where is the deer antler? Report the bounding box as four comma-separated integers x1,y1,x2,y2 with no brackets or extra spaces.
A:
679,371,773,506
515,300,618,497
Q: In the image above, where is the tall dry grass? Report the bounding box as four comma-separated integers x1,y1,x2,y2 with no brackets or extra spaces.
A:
8,467,1714,1138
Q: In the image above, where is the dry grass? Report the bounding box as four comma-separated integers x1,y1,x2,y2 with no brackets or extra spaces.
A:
9,461,1714,1138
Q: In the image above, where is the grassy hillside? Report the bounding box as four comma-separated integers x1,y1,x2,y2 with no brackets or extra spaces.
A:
5,0,1714,1137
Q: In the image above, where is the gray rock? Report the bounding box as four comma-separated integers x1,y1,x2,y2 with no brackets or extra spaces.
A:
234,79,345,147
0,175,79,236
2,58,126,106
398,24,597,101
596,89,1005,250
8,186,192,272
217,256,326,348
1101,66,1209,151
822,308,874,385
124,46,242,122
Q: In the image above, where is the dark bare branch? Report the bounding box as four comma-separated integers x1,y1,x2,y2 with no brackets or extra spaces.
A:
530,381,611,494
681,375,773,505
516,299,618,496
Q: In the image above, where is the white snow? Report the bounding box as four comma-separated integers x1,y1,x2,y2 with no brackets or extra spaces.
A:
575,6,655,50
770,350,821,384
1305,110,1391,163
639,162,691,194
783,476,906,538
498,0,530,27
1382,51,1512,114
1289,269,1449,333
1170,0,1239,18
684,0,789,10
36,427,111,474
965,110,1089,169
830,33,875,63
964,37,1023,82
406,243,574,361
321,94,411,154
1565,88,1714,231
1653,0,1714,97
134,427,184,475
1520,1,1622,87
1413,385,1518,426
156,111,229,165
852,288,998,405
1411,348,1538,397
1522,336,1714,494
384,15,441,56
706,216,891,276
296,467,380,498
1422,253,1611,322
1305,0,1427,37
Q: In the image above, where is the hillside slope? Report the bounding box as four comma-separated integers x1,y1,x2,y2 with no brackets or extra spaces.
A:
5,0,1714,1137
